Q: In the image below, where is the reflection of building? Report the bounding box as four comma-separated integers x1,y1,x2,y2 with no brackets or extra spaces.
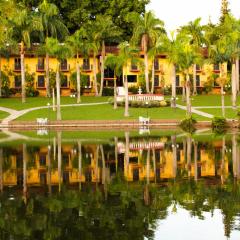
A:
0,138,233,188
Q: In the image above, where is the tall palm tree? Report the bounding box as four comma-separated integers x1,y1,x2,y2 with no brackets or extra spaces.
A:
38,0,69,98
127,11,165,93
13,4,43,103
66,28,88,103
46,38,72,120
92,15,121,96
180,18,205,95
118,42,140,117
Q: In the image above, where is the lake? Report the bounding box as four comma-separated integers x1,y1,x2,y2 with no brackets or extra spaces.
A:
0,128,239,240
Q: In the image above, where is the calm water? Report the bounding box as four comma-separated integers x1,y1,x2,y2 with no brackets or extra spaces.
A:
0,129,240,240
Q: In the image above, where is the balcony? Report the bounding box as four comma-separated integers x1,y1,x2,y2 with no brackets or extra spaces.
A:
14,64,21,72
82,64,92,72
60,64,70,72
154,63,160,71
36,64,45,72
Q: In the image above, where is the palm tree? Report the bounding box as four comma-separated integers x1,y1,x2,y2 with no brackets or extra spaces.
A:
93,15,121,96
118,42,140,117
38,0,69,98
66,28,87,103
180,18,205,95
13,4,43,103
105,53,121,109
46,38,72,120
127,11,165,93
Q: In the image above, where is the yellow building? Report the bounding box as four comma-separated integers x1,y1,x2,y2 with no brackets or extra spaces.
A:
0,45,228,97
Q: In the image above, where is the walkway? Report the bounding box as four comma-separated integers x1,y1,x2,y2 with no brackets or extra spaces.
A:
0,102,108,125
176,104,214,119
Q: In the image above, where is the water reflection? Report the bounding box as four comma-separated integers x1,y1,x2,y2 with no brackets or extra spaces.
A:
0,130,239,239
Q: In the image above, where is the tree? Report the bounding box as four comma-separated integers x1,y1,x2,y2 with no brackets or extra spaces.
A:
128,11,165,93
180,18,205,95
45,38,72,120
117,42,140,117
38,0,69,97
12,4,42,103
66,28,88,103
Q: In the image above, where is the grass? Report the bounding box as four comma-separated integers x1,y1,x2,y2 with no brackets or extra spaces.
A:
0,96,109,110
0,111,9,120
16,103,208,121
198,108,240,119
175,94,240,107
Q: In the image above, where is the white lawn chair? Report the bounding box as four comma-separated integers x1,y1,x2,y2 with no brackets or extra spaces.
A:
36,118,48,126
139,116,150,125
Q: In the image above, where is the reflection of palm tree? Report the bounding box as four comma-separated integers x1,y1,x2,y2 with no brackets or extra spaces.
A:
221,136,226,184
57,131,62,192
0,148,2,192
47,144,52,195
187,136,192,178
194,140,198,182
23,143,27,202
100,145,107,199
114,137,118,172
77,141,82,190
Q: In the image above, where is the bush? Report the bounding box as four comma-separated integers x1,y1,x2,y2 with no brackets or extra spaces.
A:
159,100,167,107
102,87,114,96
212,116,227,133
180,117,197,133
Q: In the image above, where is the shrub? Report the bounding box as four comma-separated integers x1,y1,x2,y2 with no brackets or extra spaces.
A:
1,72,10,97
212,116,227,133
159,100,167,107
180,117,197,133
102,87,114,96
25,71,39,97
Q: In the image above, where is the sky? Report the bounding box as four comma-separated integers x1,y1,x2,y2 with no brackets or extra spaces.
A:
146,0,240,32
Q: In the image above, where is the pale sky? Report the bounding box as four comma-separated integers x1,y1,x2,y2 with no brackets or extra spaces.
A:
146,0,240,32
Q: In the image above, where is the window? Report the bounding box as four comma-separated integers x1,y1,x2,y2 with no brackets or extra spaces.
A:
196,64,201,71
37,58,45,70
61,59,68,71
176,75,180,87
127,75,137,83
196,75,200,87
37,75,45,88
104,67,114,78
83,75,91,87
133,169,139,181
61,75,68,88
154,58,159,70
154,75,159,87
131,61,138,71
14,76,21,88
83,58,90,70
14,58,21,70
39,155,46,166
214,64,219,71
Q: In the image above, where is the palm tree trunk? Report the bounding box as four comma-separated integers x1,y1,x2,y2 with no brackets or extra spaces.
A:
52,88,56,111
186,74,192,117
182,85,186,102
171,64,176,107
113,74,117,109
21,41,26,103
151,59,155,93
124,74,129,117
57,131,62,192
0,55,2,98
236,57,239,93
93,54,98,96
46,53,50,97
56,64,61,120
76,58,81,103
221,85,225,118
143,35,149,93
99,40,105,96
193,64,197,95
231,62,237,109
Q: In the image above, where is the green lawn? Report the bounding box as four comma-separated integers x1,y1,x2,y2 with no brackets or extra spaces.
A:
175,94,240,107
17,104,201,121
0,96,109,110
197,108,240,119
0,111,9,120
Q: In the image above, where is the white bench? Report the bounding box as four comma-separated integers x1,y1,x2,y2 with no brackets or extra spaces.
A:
36,118,48,125
139,116,150,125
